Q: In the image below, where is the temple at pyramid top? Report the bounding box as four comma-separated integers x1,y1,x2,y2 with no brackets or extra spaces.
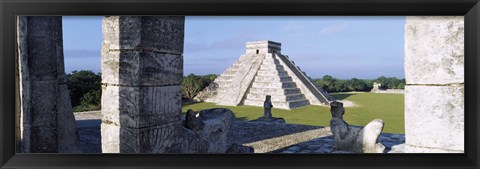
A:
245,40,282,55
194,40,331,109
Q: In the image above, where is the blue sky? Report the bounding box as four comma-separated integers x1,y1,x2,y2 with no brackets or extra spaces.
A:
62,16,405,79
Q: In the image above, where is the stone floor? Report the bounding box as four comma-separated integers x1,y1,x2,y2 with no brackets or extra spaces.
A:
274,133,405,153
74,111,405,153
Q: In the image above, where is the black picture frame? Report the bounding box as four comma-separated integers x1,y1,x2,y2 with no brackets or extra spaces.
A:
1,0,479,168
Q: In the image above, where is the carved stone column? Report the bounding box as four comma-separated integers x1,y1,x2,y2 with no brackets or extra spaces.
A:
101,16,185,153
17,16,79,153
404,16,464,153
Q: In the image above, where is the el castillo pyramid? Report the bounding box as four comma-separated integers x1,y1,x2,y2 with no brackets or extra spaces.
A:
194,41,331,109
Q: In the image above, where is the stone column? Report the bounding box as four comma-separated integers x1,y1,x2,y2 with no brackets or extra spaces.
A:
404,16,464,153
17,16,79,153
101,16,185,153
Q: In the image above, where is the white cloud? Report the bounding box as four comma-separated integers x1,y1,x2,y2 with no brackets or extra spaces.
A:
319,23,348,35
282,22,307,31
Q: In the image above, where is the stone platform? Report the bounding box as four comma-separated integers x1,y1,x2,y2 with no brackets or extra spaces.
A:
74,111,405,153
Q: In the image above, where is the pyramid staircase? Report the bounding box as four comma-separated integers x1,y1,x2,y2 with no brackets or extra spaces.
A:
195,40,331,110
243,54,310,109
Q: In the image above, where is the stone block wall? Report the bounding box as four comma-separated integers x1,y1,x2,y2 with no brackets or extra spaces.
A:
404,16,464,153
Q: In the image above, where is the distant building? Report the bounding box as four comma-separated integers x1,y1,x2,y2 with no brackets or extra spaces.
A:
370,82,404,94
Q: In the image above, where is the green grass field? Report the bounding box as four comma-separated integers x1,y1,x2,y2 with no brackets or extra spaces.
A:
182,92,405,134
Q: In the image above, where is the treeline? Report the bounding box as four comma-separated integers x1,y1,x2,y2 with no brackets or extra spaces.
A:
182,73,217,100
65,70,405,112
313,75,405,93
66,71,218,112
67,70,101,112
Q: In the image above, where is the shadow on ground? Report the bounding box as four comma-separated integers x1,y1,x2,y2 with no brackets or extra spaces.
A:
76,119,101,153
330,93,355,100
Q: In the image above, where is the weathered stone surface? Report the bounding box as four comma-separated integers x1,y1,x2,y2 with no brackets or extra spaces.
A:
57,83,80,153
29,80,58,125
405,144,464,153
388,143,405,153
329,101,385,153
405,16,464,85
26,37,59,81
193,82,219,102
263,95,273,118
101,122,183,153
196,108,235,153
29,125,58,152
24,16,62,39
404,85,464,152
102,16,185,54
226,143,254,153
101,16,185,153
184,109,205,131
217,54,265,106
244,127,331,153
102,85,182,128
100,123,120,153
246,41,281,55
17,16,81,153
101,51,183,86
275,53,330,105
330,101,344,119
180,108,235,153
330,118,385,153
182,128,209,153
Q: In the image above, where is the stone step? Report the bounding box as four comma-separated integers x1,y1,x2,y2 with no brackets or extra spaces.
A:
251,81,297,88
216,88,232,94
257,70,289,76
288,99,311,109
243,99,310,109
214,79,231,84
263,56,277,61
261,60,280,64
215,76,234,81
246,93,306,102
253,76,293,82
247,87,302,95
221,70,237,76
259,65,284,71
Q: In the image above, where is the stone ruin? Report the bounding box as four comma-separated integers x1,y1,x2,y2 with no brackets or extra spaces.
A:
183,108,253,153
329,101,385,153
194,40,331,109
16,16,253,154
15,16,464,154
251,95,285,123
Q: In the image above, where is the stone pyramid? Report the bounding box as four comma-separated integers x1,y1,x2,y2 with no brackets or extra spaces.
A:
194,41,331,109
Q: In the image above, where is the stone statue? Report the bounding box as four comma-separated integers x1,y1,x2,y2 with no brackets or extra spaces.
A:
184,109,205,131
182,108,235,153
329,101,385,153
263,95,273,118
251,95,285,123
330,101,345,119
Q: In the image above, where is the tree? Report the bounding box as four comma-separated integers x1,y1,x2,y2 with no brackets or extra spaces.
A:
347,78,367,91
203,74,218,82
182,74,205,100
67,70,101,108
